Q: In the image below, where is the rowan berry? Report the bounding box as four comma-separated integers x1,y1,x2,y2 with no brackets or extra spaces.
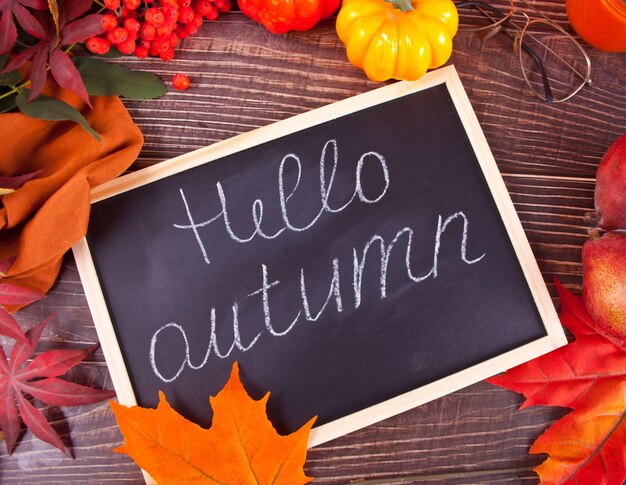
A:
159,47,175,61
139,22,156,40
168,32,179,47
138,38,151,49
196,0,217,19
178,0,191,8
175,26,189,39
104,0,120,10
124,17,141,33
86,36,111,54
135,46,149,58
161,0,178,6
100,14,118,31
107,27,129,45
214,0,230,11
121,7,138,18
117,38,136,54
152,35,171,53
178,5,194,23
162,5,179,24
191,13,203,28
145,7,165,27
184,22,198,35
123,0,141,9
172,73,190,90
156,23,173,37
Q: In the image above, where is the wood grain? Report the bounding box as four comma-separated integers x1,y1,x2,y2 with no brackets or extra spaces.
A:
1,3,625,483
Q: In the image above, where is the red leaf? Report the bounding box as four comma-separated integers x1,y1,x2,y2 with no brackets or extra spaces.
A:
0,307,28,343
0,282,44,306
48,48,90,107
18,343,98,380
0,312,113,454
1,0,102,104
488,332,626,409
0,170,44,191
59,0,93,24
0,257,15,275
0,7,18,55
488,279,626,484
10,316,54,370
12,3,46,39
0,378,20,455
61,13,103,44
16,391,68,455
0,0,47,55
19,377,115,406
19,0,47,8
27,46,49,101
1,44,37,73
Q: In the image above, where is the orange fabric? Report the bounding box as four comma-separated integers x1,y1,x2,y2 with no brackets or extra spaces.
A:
0,83,143,296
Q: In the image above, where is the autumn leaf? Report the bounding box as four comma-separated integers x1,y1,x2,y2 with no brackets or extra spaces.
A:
0,169,44,193
0,258,45,341
488,278,626,485
0,315,116,454
0,282,43,307
2,0,104,105
531,378,626,485
0,0,47,55
111,362,316,484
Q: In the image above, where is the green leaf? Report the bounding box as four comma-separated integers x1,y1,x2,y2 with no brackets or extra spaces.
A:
16,91,101,142
0,55,22,86
99,47,124,59
72,56,166,100
0,71,21,86
0,92,18,113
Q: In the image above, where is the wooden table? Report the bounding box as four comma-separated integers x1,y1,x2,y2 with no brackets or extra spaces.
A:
2,1,625,483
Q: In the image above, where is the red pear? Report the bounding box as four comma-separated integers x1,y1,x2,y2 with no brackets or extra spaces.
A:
582,231,626,342
586,132,626,230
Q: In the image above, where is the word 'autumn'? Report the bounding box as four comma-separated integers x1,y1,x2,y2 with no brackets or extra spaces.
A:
150,139,486,383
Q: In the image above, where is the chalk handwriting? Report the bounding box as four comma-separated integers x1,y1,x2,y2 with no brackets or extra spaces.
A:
150,211,486,383
173,139,389,264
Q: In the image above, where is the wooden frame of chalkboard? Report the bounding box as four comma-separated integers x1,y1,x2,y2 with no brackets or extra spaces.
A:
73,65,567,451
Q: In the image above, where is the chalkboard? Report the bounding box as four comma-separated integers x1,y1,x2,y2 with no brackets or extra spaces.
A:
74,66,566,447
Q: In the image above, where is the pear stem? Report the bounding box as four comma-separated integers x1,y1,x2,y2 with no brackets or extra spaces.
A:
587,228,601,240
584,210,601,227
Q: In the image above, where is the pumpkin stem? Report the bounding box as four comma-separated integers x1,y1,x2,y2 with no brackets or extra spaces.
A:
384,0,414,12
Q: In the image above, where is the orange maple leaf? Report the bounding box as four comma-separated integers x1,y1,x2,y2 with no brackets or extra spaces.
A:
488,279,626,485
110,362,316,485
531,378,626,485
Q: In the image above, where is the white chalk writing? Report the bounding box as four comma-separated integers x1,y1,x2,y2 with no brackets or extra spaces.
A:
150,210,486,382
173,139,389,264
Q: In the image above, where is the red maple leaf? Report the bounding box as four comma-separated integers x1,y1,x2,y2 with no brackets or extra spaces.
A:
0,315,116,455
488,278,626,484
0,257,45,342
0,169,44,190
0,0,47,55
2,0,103,106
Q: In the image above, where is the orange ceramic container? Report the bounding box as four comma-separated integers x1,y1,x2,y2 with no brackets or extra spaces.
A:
566,0,626,52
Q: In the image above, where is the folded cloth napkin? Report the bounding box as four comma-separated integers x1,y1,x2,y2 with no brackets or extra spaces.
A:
0,83,143,300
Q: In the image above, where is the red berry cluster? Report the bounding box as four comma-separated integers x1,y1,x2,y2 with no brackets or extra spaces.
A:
86,0,231,60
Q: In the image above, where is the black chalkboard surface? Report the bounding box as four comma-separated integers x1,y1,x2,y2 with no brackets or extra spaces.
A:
74,66,566,446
